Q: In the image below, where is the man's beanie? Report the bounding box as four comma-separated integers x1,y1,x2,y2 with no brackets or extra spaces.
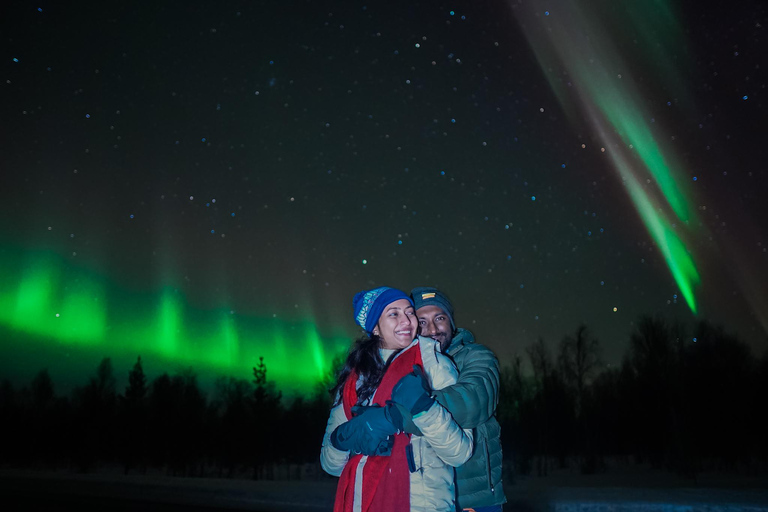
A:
353,286,413,335
410,286,456,332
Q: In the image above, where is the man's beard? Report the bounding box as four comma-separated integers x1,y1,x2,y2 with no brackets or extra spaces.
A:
429,332,452,351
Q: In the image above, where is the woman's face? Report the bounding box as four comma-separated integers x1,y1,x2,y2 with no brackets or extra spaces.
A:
374,298,417,350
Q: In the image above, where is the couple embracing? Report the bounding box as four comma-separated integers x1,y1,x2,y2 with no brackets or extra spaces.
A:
321,286,506,512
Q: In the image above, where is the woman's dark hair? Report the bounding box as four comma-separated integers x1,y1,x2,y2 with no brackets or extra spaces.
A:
330,334,394,407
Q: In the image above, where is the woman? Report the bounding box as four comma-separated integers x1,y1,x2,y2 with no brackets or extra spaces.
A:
321,286,473,512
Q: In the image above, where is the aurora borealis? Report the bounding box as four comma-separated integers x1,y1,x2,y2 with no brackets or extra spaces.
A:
0,246,345,394
515,0,703,313
1,0,766,395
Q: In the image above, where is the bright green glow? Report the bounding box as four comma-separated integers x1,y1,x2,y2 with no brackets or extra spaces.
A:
517,0,700,313
12,257,56,334
158,289,182,358
590,86,691,223
0,248,351,394
267,320,288,381
608,152,700,313
0,254,107,343
306,323,329,381
58,276,107,343
218,312,239,367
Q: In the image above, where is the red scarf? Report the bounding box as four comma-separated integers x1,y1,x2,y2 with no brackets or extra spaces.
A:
333,343,423,512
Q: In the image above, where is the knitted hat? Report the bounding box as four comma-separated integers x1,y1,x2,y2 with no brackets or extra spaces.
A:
410,286,456,331
353,286,414,335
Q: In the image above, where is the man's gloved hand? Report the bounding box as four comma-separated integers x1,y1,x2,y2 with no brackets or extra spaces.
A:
330,404,398,456
391,365,434,415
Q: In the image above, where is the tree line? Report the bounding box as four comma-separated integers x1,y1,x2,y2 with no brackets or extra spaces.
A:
498,316,768,478
0,356,331,479
1,314,766,480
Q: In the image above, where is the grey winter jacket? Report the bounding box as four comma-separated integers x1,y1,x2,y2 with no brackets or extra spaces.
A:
434,328,506,509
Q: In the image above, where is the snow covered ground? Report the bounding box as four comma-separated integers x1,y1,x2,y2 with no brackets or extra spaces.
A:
2,466,768,511
1,468,335,511
507,466,768,512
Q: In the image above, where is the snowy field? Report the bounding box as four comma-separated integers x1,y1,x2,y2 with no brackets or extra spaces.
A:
2,465,768,511
1,468,335,511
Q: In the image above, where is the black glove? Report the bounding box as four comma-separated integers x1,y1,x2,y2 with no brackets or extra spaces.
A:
330,404,398,456
391,365,434,415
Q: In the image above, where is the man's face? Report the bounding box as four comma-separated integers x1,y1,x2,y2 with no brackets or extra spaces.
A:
416,305,453,350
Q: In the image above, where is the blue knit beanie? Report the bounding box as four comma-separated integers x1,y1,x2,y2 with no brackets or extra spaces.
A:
353,286,413,335
410,286,456,332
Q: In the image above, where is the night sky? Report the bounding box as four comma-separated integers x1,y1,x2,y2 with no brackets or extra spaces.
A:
2,0,767,395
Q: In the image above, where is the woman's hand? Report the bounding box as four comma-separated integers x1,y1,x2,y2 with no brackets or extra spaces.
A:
330,405,398,456
391,365,434,415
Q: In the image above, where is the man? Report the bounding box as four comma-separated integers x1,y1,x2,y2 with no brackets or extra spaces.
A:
410,286,506,512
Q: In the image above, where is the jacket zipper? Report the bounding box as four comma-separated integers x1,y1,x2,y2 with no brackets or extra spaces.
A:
484,439,494,493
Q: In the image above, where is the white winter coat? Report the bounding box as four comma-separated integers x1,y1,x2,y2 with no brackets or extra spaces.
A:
321,336,474,512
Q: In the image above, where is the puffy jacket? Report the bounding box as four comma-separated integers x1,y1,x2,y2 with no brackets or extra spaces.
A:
434,328,506,509
321,336,473,512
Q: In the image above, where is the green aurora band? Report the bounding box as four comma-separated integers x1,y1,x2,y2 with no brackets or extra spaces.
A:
0,248,350,394
516,0,700,313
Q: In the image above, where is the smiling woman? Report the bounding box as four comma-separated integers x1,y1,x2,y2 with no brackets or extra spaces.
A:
320,286,473,512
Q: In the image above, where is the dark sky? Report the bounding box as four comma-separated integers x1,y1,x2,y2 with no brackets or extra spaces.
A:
1,0,767,392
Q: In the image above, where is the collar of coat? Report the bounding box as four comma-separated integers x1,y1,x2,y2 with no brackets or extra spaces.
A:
445,327,475,354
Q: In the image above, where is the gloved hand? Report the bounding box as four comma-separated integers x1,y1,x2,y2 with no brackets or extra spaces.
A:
391,365,434,415
330,404,398,456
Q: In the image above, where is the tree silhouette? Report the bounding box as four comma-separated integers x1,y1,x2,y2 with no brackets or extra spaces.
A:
146,369,206,476
252,357,282,479
557,325,601,418
27,369,59,466
125,356,147,403
628,316,677,467
319,352,347,398
119,356,149,474
757,352,768,468
524,338,574,473
498,354,532,476
212,375,253,477
556,326,602,472
527,337,552,384
684,322,754,472
147,373,179,471
173,369,207,476
0,380,22,465
72,358,117,471
630,315,675,377
30,369,55,408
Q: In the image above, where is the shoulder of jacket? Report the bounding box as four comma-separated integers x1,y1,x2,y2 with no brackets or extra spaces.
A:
464,342,495,355
453,342,498,371
452,336,494,357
